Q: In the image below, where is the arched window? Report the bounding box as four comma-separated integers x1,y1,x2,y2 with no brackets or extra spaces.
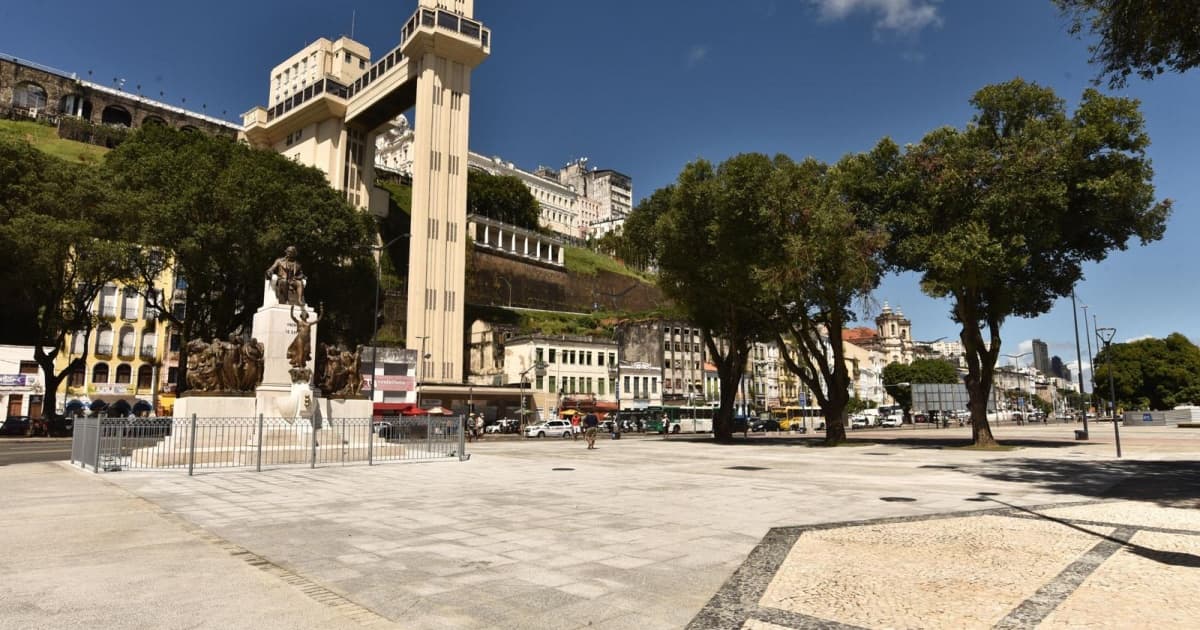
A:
71,331,86,355
96,326,114,355
93,363,110,383
140,330,157,358
59,93,85,117
118,327,135,357
68,364,85,387
141,115,166,126
137,365,153,388
12,82,47,110
122,287,139,319
101,105,132,127
115,363,132,384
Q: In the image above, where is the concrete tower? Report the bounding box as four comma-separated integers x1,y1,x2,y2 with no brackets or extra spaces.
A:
242,1,490,387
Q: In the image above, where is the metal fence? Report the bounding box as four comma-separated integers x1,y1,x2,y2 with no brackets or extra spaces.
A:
70,415,468,475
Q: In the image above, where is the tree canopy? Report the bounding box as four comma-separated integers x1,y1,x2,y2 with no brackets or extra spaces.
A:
103,126,376,389
0,135,133,426
1056,0,1200,87
880,359,962,414
1092,332,1200,410
467,170,541,232
762,156,888,444
654,154,781,439
866,78,1170,446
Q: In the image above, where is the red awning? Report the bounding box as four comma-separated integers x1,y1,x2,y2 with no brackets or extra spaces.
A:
373,402,426,416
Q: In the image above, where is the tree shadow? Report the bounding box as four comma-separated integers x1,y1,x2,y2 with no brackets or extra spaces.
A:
958,458,1200,509
986,497,1200,568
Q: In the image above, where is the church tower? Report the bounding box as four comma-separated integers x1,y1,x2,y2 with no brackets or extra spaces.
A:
876,302,913,365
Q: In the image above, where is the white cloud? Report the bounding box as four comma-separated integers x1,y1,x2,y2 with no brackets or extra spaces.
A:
810,0,943,33
1122,334,1154,343
686,45,709,67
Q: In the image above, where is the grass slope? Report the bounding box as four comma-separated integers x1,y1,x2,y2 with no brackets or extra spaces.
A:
0,119,108,164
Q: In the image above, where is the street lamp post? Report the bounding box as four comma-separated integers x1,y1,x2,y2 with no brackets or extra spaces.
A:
363,234,409,411
518,360,547,431
1096,327,1121,457
415,335,429,407
1081,303,1097,420
610,324,623,439
1071,291,1090,436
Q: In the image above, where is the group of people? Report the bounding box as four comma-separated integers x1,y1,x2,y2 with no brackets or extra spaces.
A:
466,414,486,442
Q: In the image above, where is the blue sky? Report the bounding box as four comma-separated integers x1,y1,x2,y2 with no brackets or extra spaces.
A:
3,0,1195,388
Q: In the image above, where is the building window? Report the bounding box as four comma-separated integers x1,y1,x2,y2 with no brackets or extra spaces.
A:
598,379,606,396
71,332,86,355
137,365,153,389
96,327,114,355
623,375,630,394
115,364,132,384
535,348,544,363
535,375,544,390
68,365,85,387
652,378,658,394
548,375,556,393
548,349,556,364
93,363,109,383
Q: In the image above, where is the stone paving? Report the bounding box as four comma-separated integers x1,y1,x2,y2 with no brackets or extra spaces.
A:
2,423,1197,629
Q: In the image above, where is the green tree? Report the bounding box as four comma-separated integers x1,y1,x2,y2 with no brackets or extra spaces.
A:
0,137,132,431
1092,333,1200,409
763,157,888,444
880,359,960,417
609,186,673,271
654,154,780,440
867,79,1170,446
103,126,375,391
467,170,541,231
1056,0,1200,87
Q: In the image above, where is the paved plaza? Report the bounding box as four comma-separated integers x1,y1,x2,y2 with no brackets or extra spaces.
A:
2,423,1198,629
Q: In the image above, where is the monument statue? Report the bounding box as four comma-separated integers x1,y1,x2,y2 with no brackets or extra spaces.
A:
287,304,322,369
319,343,364,398
265,246,306,306
240,338,264,391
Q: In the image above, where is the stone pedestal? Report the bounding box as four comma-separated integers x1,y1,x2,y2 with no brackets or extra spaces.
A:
251,301,317,391
173,395,257,420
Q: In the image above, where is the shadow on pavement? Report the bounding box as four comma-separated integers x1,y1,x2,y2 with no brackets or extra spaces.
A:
987,497,1200,568
664,435,1081,449
959,458,1200,509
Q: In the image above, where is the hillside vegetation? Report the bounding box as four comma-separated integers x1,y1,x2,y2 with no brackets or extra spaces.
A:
0,119,108,164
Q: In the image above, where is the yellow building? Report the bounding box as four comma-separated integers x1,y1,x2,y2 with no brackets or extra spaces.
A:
55,266,183,417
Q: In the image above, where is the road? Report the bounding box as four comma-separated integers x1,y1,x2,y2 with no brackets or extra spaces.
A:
0,438,71,466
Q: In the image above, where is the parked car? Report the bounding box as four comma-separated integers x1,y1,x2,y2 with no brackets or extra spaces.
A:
850,415,869,429
524,420,576,439
880,416,903,428
1,416,31,436
750,419,781,432
732,416,751,434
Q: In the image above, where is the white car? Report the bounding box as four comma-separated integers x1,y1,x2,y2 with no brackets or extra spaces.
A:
523,420,576,439
880,416,903,428
850,415,870,429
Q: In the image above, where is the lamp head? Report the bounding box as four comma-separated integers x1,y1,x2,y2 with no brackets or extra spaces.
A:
1097,327,1116,345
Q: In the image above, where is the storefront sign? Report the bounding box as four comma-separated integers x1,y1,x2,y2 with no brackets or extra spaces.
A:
0,374,28,387
362,375,415,392
95,384,129,395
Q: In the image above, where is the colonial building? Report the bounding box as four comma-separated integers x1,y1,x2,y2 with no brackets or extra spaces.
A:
1,346,43,419
503,334,618,418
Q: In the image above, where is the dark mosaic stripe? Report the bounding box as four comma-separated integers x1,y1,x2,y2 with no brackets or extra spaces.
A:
993,526,1136,629
688,499,1117,629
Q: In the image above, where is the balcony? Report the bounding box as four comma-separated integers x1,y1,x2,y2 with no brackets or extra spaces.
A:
400,7,490,66
139,345,157,360
117,345,136,359
95,344,113,357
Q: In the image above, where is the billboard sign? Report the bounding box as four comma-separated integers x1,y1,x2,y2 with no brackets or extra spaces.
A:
362,374,415,392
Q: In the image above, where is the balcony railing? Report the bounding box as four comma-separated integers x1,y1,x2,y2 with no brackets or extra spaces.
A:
96,344,113,356
402,7,490,50
118,345,136,358
140,345,157,359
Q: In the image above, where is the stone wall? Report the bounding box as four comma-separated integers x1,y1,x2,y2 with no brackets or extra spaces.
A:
466,250,666,314
0,56,237,137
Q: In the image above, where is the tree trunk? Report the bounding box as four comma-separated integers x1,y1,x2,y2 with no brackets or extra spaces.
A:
713,361,742,441
823,370,850,445
966,378,998,447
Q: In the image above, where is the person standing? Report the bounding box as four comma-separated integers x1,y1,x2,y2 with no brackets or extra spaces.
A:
583,412,599,450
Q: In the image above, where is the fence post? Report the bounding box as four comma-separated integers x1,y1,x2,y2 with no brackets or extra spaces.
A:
367,415,374,466
188,413,198,476
92,418,102,473
458,415,467,461
310,418,317,469
256,413,264,473
115,419,124,467
426,416,433,457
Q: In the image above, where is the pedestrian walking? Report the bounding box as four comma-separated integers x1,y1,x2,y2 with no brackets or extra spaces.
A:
474,414,484,440
583,412,599,449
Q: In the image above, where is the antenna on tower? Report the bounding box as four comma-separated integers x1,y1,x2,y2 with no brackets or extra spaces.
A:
350,9,356,38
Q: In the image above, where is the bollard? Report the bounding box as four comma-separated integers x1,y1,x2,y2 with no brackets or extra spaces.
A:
458,415,467,461
256,413,264,472
188,414,198,476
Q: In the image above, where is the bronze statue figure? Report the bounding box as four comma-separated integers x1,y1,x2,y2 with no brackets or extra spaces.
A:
287,304,322,369
319,343,364,398
265,245,306,306
240,338,264,391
